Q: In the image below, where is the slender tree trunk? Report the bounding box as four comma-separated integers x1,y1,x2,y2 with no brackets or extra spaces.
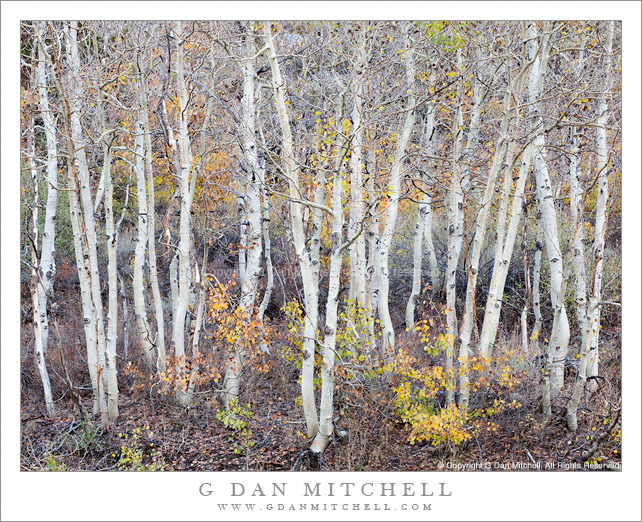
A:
570,126,588,340
257,153,274,353
27,114,56,417
224,29,264,408
364,138,378,349
406,198,427,329
478,23,546,359
34,24,59,357
348,22,368,308
586,21,615,389
117,269,129,361
185,239,209,405
133,119,156,369
458,72,512,409
530,216,543,352
567,22,616,420
171,23,194,377
139,60,166,374
264,23,320,437
376,23,417,357
406,73,438,328
90,27,120,422
535,139,570,397
237,181,247,285
255,95,274,354
56,22,110,424
311,101,347,454
519,194,532,353
445,49,466,406
102,146,119,421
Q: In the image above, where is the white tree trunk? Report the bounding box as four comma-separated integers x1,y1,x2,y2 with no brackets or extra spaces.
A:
458,75,513,409
570,126,588,341
376,23,417,357
519,194,532,354
535,138,570,396
102,146,119,422
311,106,346,454
586,21,615,388
171,23,194,376
257,153,274,352
62,22,111,424
367,139,379,304
348,22,368,307
445,49,465,405
133,120,156,369
186,242,209,405
92,44,120,422
34,24,59,357
27,116,56,417
406,200,427,329
237,182,247,285
365,140,378,348
140,64,166,374
406,80,437,329
530,219,543,352
224,29,264,408
477,23,547,360
264,23,319,437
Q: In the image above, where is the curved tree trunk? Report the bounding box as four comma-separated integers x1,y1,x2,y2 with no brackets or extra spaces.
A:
264,23,320,437
376,22,417,358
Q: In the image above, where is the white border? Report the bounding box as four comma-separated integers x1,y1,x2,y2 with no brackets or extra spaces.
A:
2,2,640,521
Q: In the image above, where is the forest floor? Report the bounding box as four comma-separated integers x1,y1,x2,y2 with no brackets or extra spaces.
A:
20,337,622,472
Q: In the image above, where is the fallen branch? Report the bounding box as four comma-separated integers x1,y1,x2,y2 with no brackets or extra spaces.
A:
581,407,621,462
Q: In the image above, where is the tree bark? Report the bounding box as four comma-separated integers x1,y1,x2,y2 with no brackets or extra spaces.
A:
133,119,156,370
458,65,513,409
224,27,264,408
376,22,417,358
34,23,59,357
264,22,320,437
406,72,437,329
27,112,56,417
348,22,369,308
445,49,465,406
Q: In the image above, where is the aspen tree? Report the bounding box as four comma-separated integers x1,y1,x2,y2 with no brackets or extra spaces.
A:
224,24,264,408
444,48,465,405
375,22,417,356
33,23,58,361
477,22,546,359
263,21,320,437
586,21,615,388
348,22,369,308
51,22,111,423
530,218,544,352
30,23,58,416
256,97,274,354
170,23,195,401
529,22,570,396
27,104,55,417
458,57,514,409
90,25,119,422
406,69,437,329
132,119,156,369
138,47,167,374
567,21,616,428
311,94,350,454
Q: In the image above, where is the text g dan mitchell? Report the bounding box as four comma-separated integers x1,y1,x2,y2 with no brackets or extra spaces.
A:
199,481,453,498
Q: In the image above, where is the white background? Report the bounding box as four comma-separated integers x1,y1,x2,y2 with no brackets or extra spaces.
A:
2,2,640,521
